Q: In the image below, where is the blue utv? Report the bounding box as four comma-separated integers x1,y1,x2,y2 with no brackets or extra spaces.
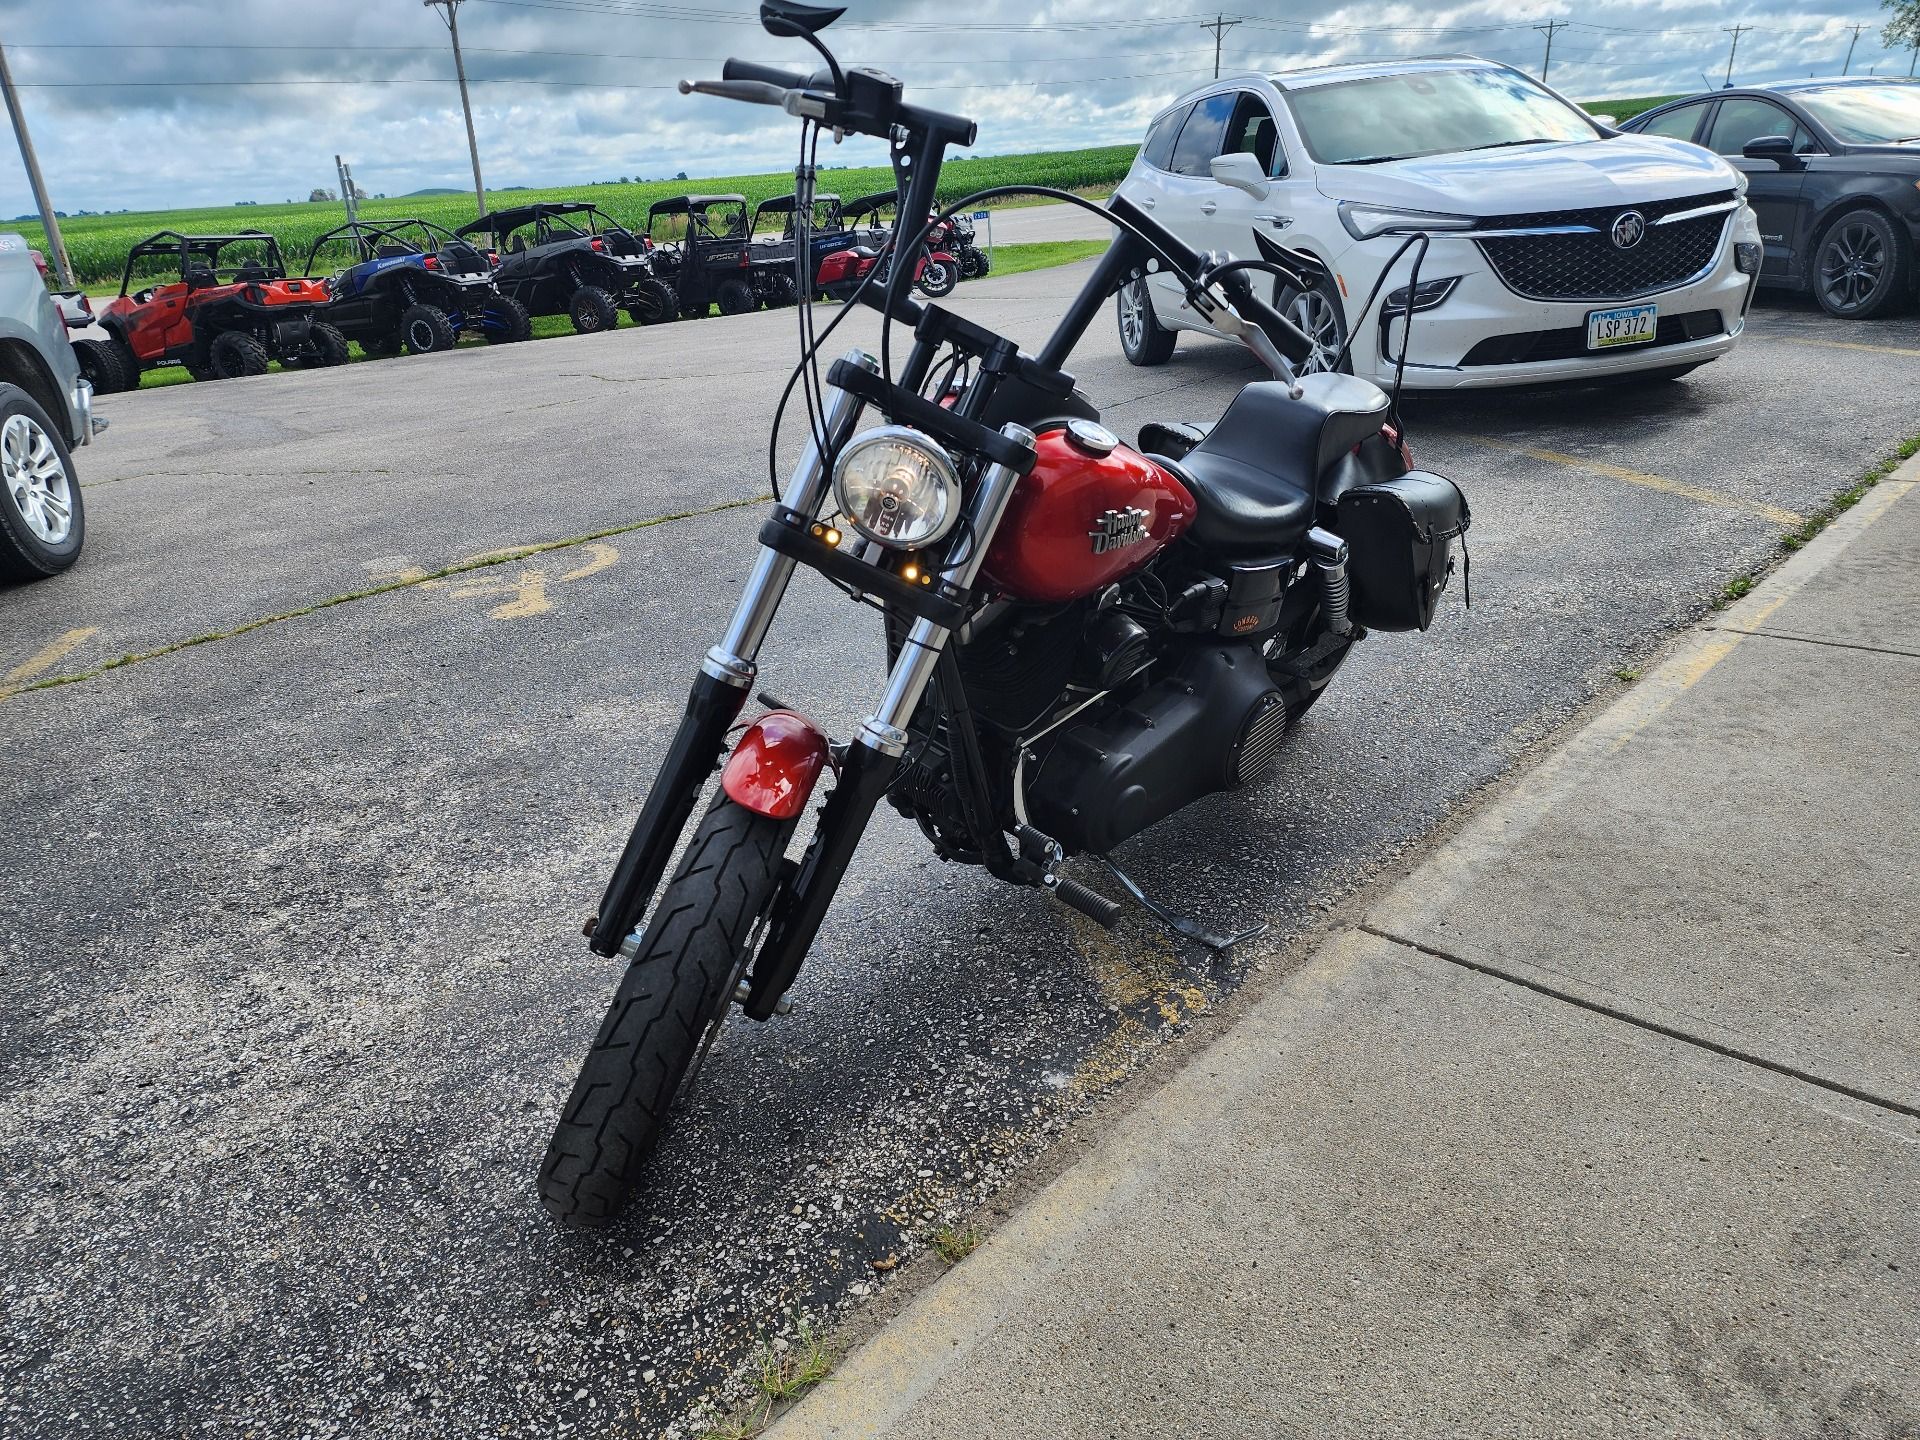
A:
305,220,531,356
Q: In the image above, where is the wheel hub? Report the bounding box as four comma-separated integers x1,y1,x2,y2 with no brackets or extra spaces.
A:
2,413,72,545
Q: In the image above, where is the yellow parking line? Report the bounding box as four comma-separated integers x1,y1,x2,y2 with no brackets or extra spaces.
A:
1,627,99,699
1777,336,1920,359
1460,434,1804,526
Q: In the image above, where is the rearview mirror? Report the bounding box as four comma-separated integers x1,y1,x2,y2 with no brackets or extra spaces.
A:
1210,152,1271,200
1743,134,1802,169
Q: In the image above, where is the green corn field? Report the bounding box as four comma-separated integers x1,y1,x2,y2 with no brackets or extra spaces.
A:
11,144,1141,288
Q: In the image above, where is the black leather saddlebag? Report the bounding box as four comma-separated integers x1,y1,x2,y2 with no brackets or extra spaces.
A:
1336,471,1470,633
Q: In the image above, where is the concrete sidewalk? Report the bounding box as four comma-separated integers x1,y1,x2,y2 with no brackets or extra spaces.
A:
769,471,1920,1439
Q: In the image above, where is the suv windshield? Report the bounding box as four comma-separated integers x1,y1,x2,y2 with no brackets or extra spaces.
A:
1287,66,1597,165
1794,82,1920,144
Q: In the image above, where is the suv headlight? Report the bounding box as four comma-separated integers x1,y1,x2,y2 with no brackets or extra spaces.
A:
832,426,962,550
1338,202,1476,241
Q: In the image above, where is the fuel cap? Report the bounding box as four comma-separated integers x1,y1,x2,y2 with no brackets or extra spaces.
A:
1064,420,1120,456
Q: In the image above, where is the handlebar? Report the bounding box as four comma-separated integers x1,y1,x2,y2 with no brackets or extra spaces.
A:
722,58,809,89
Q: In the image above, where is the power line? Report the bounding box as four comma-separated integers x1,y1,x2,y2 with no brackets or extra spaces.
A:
1843,22,1870,75
424,0,487,220
1198,13,1241,80
1533,19,1568,82
1722,23,1752,86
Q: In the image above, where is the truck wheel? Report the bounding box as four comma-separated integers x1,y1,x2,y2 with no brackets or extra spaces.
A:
540,799,795,1229
400,304,456,355
715,277,756,316
569,285,619,334
0,384,84,582
626,279,678,325
484,294,533,343
296,323,350,368
70,338,127,395
209,331,270,379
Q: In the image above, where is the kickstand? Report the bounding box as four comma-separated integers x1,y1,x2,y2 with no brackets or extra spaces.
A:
1093,856,1267,953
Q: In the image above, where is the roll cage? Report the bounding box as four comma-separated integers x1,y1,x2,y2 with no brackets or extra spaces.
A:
645,194,750,245
458,202,642,254
117,231,288,296
303,219,477,275
751,192,845,238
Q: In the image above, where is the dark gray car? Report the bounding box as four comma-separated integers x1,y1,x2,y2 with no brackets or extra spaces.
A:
0,231,100,581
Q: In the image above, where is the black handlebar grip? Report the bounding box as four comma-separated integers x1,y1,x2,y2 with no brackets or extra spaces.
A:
1218,270,1316,369
722,58,808,88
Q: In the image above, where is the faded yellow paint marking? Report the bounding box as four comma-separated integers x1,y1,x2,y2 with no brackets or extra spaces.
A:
1,627,99,699
1060,914,1213,1101
487,570,552,620
559,541,619,582
1779,336,1920,359
1462,434,1804,527
1606,633,1741,756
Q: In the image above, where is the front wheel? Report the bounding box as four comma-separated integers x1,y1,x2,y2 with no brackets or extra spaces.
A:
626,278,678,325
71,338,128,395
1282,274,1349,376
916,258,959,298
715,277,756,316
483,293,533,344
1117,277,1177,366
400,303,456,355
0,385,84,582
540,799,795,1229
298,322,350,368
1814,208,1911,319
570,284,620,333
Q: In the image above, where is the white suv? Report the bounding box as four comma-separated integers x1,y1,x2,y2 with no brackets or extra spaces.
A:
1114,57,1765,389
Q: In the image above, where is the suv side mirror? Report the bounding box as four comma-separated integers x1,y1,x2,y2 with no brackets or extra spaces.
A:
1743,134,1802,169
1210,152,1271,200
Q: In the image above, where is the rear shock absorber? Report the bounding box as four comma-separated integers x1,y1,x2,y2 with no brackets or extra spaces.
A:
1306,527,1351,637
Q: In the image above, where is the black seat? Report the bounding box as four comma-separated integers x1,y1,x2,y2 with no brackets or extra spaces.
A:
1150,374,1389,556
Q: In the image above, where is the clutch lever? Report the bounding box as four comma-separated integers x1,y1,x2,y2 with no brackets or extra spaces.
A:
678,78,794,108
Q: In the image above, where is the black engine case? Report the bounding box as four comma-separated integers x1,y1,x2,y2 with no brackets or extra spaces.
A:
1025,644,1286,856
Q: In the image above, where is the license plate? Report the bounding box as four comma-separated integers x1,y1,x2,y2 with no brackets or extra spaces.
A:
1587,303,1658,350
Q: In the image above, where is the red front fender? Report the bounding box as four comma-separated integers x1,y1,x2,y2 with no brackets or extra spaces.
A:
721,711,833,821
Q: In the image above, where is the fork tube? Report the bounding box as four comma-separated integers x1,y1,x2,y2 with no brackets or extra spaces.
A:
588,349,879,956
743,424,1035,1015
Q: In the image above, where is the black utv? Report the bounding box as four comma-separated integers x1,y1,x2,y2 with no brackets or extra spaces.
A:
305,219,531,356
842,189,899,250
747,193,854,307
644,195,761,318
457,202,674,332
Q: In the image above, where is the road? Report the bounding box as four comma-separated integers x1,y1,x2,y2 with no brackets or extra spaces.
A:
4,238,1919,1438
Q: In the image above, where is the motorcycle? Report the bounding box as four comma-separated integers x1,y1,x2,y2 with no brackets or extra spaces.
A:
947,212,991,279
542,0,1470,1230
816,231,958,301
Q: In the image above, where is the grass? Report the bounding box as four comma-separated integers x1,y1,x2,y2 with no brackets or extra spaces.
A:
14,145,1138,287
105,239,1108,391
930,1223,983,1264
696,1319,838,1440
1581,94,1685,124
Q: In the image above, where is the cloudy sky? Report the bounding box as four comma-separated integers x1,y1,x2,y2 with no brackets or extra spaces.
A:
2,0,1915,213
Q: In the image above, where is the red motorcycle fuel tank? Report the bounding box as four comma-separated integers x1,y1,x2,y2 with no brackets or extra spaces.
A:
981,422,1196,603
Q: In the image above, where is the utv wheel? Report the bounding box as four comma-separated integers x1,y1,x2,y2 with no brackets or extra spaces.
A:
959,249,983,280
208,331,270,379
1117,277,1176,366
360,331,401,358
1814,207,1911,319
0,385,84,582
541,799,795,1229
973,250,991,278
916,258,959,299
400,303,456,355
715,277,756,316
484,294,533,343
626,278,678,325
569,285,620,334
70,338,128,395
297,322,350,368
111,337,142,389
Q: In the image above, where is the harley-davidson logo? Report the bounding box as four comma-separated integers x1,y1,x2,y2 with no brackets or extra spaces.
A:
1610,210,1646,250
1089,506,1150,555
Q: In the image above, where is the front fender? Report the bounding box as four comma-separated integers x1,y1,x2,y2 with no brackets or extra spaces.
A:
721,710,833,820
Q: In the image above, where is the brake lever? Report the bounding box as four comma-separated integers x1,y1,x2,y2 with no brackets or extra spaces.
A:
678,78,791,105
1185,260,1299,392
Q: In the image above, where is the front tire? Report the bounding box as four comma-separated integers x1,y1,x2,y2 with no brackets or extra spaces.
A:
1814,207,1911,319
0,385,84,582
540,799,795,1229
71,338,128,395
484,293,533,343
297,322,350,368
400,303,456,355
1118,278,1177,366
715,277,756,316
916,258,959,298
1283,273,1349,376
626,278,678,325
569,285,620,333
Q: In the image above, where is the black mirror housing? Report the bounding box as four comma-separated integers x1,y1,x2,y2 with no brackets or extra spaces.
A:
1743,134,1800,168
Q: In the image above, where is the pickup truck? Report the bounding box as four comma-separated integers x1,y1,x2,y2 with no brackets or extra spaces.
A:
0,232,100,581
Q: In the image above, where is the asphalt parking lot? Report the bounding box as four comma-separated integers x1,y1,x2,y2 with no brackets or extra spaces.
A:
5,235,1920,1438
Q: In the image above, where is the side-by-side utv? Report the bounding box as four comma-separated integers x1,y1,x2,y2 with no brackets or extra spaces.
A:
306,219,531,355
644,195,762,318
96,232,345,382
747,193,857,307
458,202,674,331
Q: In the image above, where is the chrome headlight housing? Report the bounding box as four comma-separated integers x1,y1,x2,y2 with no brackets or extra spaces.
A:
1337,202,1476,241
831,426,962,550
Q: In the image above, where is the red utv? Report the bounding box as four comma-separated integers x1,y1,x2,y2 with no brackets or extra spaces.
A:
96,232,346,384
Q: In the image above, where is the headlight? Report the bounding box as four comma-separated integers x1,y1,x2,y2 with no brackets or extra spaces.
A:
831,426,962,550
1337,202,1476,241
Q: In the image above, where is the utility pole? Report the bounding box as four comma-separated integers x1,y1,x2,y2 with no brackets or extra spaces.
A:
0,39,73,289
1722,24,1751,87
1533,19,1568,83
335,156,358,222
1842,22,1869,75
1199,13,1241,80
424,0,486,220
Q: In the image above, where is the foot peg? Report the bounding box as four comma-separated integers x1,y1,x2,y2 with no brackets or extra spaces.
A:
1046,873,1123,928
1093,857,1266,953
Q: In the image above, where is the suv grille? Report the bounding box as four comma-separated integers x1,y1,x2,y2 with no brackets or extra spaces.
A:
1475,191,1736,302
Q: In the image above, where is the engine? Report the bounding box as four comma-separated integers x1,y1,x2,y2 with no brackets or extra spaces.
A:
1023,643,1287,856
